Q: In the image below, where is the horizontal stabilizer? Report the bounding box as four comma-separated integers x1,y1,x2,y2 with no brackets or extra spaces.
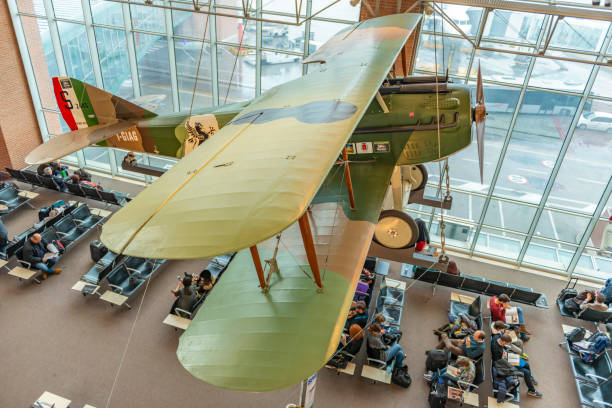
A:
25,120,135,164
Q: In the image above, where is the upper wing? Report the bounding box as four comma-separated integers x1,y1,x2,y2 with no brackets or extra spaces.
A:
101,14,422,259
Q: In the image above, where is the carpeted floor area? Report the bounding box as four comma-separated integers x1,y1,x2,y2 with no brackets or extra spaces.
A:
0,175,599,407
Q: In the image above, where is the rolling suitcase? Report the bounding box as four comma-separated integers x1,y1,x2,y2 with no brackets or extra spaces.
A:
90,240,108,263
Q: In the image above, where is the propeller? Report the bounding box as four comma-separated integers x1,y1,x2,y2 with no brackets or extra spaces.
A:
472,61,487,184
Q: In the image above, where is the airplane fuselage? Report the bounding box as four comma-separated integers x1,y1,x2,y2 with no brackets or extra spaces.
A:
101,78,472,168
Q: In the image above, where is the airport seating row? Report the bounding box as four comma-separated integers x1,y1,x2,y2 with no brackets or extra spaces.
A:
164,253,236,330
558,298,612,324
0,183,37,216
360,275,407,384
0,202,83,260
5,167,130,207
557,281,612,324
401,264,548,308
74,245,166,309
561,325,612,408
9,204,106,283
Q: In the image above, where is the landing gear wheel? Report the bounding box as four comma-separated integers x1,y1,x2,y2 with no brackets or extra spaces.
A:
401,164,428,191
374,210,419,249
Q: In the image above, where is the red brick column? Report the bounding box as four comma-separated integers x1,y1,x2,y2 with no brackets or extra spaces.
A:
0,2,44,174
359,0,421,77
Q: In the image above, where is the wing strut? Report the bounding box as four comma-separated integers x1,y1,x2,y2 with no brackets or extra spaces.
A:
342,147,356,210
249,245,268,292
298,213,323,290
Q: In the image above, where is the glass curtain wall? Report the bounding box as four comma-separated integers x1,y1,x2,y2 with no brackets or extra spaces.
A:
409,4,612,282
7,0,612,281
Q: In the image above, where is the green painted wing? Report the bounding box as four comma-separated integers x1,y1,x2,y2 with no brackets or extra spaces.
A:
100,13,422,260
177,249,353,392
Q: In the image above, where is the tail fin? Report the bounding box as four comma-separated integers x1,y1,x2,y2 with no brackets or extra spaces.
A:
52,76,156,130
25,78,157,165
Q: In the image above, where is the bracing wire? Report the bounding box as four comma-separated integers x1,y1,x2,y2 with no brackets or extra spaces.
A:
189,7,211,117
223,0,253,105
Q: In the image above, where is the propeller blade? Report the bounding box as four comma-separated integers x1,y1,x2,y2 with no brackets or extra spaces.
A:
474,60,486,184
476,120,485,184
476,61,484,105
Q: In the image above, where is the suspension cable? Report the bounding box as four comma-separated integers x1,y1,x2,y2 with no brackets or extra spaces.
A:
189,10,211,117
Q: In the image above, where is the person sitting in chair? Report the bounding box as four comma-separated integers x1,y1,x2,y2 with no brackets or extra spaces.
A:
70,174,103,191
42,166,67,192
492,333,542,398
171,273,198,315
23,233,62,280
346,300,368,328
490,294,532,339
340,323,364,357
424,356,475,387
492,321,526,358
196,269,216,297
580,293,609,312
367,323,406,368
599,278,612,305
435,330,486,359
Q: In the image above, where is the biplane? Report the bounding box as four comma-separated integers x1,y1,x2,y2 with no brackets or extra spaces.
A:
25,13,487,392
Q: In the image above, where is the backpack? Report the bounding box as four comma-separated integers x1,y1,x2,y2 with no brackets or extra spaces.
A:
558,287,578,302
428,377,447,408
38,206,51,221
564,298,580,314
426,350,449,372
572,333,611,364
582,334,611,364
566,327,586,344
391,365,411,388
326,354,349,370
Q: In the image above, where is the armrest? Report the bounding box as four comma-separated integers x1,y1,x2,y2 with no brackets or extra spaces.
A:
55,231,68,237
126,267,141,275
18,260,32,268
455,380,478,390
585,373,611,384
366,357,386,367
0,199,8,204
338,350,356,360
175,308,192,319
73,219,87,224
109,284,123,294
593,401,612,408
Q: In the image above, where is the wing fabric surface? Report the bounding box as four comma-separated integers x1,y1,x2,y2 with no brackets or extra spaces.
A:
25,121,134,164
101,14,421,259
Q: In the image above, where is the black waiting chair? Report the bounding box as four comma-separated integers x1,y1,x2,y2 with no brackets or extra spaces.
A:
485,280,510,297
576,378,612,408
81,185,103,201
106,263,145,297
98,190,128,206
38,176,61,191
53,216,86,248
82,251,120,285
0,185,30,212
460,274,490,293
571,353,612,386
21,170,42,187
5,167,27,183
71,205,103,229
66,182,86,197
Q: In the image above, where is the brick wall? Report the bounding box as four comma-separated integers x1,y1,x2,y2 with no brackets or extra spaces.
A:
359,0,421,77
0,2,44,173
